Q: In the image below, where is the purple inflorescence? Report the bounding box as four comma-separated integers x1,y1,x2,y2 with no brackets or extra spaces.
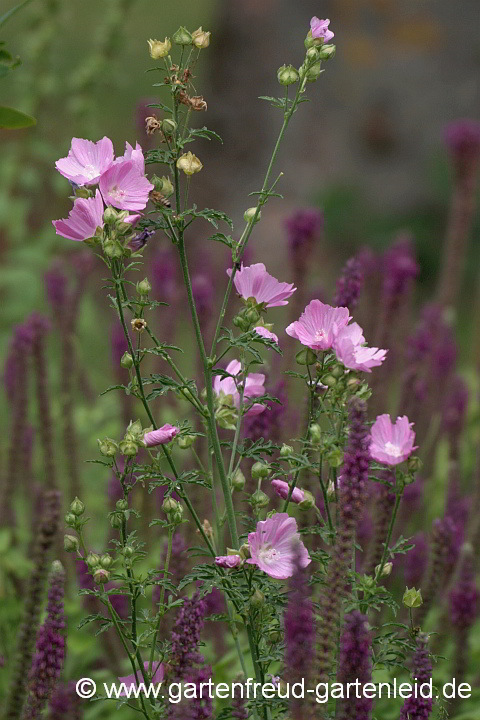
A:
170,592,207,679
449,544,478,631
337,611,373,720
285,208,323,271
404,532,428,589
399,634,433,720
333,256,364,311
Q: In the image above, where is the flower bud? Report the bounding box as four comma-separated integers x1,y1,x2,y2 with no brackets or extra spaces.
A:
70,497,85,516
250,589,265,608
251,462,271,480
162,497,178,514
119,439,138,457
64,535,79,553
327,480,335,500
116,499,128,511
280,444,293,458
306,47,320,61
103,206,118,225
161,118,176,136
172,26,193,46
97,437,118,457
299,490,315,510
103,239,124,259
318,44,336,61
376,561,393,578
239,543,251,560
100,553,113,569
124,546,134,558
65,512,76,527
306,61,323,82
296,348,317,365
269,627,282,643
322,374,337,387
159,175,174,198
93,568,110,585
178,434,195,449
407,456,423,473
331,364,344,378
110,512,123,529
403,587,423,608
171,509,184,525
245,308,261,325
148,38,171,59
326,446,344,468
277,64,299,86
136,277,152,296
251,489,269,508
309,423,322,444
120,352,134,369
244,207,261,224
86,552,100,569
192,27,211,49
177,151,203,175
231,469,246,491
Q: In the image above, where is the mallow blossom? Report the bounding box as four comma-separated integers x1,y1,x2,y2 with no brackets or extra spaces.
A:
143,424,179,447
310,17,334,43
214,555,242,569
271,479,305,504
118,141,146,173
99,160,154,211
213,359,266,416
55,136,114,185
247,513,311,579
118,662,164,696
227,263,296,307
254,326,279,344
333,322,387,372
286,299,350,350
369,414,417,466
52,190,104,242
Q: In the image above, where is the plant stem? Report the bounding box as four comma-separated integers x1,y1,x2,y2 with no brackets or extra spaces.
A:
149,528,173,672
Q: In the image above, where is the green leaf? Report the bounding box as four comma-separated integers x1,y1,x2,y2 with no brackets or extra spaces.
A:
0,105,36,129
0,0,35,28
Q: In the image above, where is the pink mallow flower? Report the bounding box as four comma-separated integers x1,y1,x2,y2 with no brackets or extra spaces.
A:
213,359,266,416
369,414,417,466
215,555,242,569
254,326,279,344
117,141,146,174
333,322,387,373
99,160,154,211
286,299,350,350
118,661,164,696
143,424,179,447
247,513,311,580
227,263,296,307
310,17,334,43
55,136,114,185
271,479,305,504
52,189,104,241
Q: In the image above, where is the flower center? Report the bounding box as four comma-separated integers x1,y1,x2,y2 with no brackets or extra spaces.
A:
314,329,327,342
384,441,402,457
83,164,98,180
258,544,280,565
109,185,127,201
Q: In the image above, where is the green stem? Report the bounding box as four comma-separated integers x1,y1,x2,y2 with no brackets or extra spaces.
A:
149,527,173,672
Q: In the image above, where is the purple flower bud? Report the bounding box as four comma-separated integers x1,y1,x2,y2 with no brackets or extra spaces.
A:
399,634,433,720
337,611,373,720
333,256,364,311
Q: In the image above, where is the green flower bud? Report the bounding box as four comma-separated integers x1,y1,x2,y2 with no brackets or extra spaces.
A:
110,512,123,529
269,627,282,643
277,64,300,86
100,554,113,569
162,497,178,514
403,587,423,608
231,469,246,491
245,308,261,325
407,456,423,473
250,589,265,608
70,497,85,516
64,535,79,553
251,489,269,508
244,207,261,224
161,118,177,136
304,29,324,49
296,348,317,365
65,512,76,528
178,434,195,449
116,499,128,511
239,543,251,560
103,206,118,225
309,423,322,444
318,44,336,61
120,352,134,369
251,462,271,480
326,446,344,468
86,552,100,569
124,546,134,558
97,437,118,457
171,508,184,525
306,46,320,61
306,61,323,82
103,238,124,259
159,175,174,198
280,444,294,458
74,186,93,199
172,26,193,46
376,562,393,578
127,419,143,437
322,374,337,387
299,490,315,510
136,277,152,296
331,364,344,378
119,439,138,457
93,568,110,585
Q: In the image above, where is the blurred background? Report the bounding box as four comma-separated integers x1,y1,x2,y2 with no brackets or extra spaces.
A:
1,0,480,716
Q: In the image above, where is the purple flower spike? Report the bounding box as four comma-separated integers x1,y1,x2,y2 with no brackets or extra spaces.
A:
400,634,433,720
337,611,373,720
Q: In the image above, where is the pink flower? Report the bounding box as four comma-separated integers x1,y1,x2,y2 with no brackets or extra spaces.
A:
369,414,417,466
286,300,350,350
333,322,387,373
247,513,311,579
117,141,146,174
52,189,104,241
143,424,179,447
215,555,242,569
227,263,296,307
118,661,164,696
254,326,279,344
213,359,266,417
99,160,154,211
271,479,304,504
310,17,334,43
55,137,114,185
